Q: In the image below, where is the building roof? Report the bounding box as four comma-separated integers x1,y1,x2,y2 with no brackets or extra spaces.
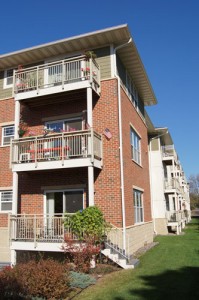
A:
0,24,157,105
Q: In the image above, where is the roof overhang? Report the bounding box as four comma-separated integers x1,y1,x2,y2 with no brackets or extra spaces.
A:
0,24,157,105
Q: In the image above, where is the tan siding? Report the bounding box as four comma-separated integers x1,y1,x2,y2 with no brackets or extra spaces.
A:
95,47,111,79
0,71,12,99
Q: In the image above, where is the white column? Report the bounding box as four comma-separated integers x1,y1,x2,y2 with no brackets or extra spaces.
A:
12,172,18,215
87,87,93,127
11,249,17,266
14,100,20,138
87,86,94,206
88,166,94,206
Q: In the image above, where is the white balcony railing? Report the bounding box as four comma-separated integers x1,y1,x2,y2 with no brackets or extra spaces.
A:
162,145,178,161
165,178,181,190
10,214,76,244
11,129,102,168
13,56,100,98
166,211,181,223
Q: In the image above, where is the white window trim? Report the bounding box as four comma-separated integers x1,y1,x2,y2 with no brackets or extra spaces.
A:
0,190,13,213
133,189,144,224
130,126,141,165
1,124,15,146
43,188,84,215
3,69,14,89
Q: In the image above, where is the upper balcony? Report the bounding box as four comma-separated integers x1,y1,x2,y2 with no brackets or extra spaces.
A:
11,129,103,172
162,145,178,163
13,56,101,101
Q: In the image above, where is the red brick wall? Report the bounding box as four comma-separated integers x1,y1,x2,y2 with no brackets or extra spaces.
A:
18,169,88,214
121,88,152,225
0,98,14,227
93,79,123,227
0,214,9,227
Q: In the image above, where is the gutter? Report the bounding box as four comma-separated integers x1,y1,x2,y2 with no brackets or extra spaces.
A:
113,38,132,254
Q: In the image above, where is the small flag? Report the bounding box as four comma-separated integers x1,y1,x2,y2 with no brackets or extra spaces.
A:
103,128,112,139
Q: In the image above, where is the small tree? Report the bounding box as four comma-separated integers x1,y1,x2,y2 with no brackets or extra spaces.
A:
189,174,199,209
63,206,111,272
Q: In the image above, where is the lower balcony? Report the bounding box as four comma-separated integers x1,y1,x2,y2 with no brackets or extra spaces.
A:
11,129,103,171
10,214,76,252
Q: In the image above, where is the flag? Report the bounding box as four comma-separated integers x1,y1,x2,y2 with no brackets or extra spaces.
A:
103,128,112,139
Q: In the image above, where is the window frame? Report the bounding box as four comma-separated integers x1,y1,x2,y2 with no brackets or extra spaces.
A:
130,127,141,165
1,125,15,146
4,69,14,89
0,191,13,212
133,189,144,224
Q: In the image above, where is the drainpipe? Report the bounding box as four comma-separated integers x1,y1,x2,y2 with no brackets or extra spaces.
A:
113,38,132,254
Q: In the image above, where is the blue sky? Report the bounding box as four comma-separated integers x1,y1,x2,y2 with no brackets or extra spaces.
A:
1,0,198,178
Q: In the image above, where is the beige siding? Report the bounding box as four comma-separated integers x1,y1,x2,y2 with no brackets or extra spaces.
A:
0,71,12,100
151,138,159,151
0,228,10,262
95,47,111,79
127,222,153,255
155,218,168,235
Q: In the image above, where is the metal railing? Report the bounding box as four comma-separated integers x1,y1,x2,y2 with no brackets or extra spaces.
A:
13,56,100,95
165,178,181,190
105,224,130,259
166,211,181,222
11,129,102,165
10,214,76,243
162,145,178,160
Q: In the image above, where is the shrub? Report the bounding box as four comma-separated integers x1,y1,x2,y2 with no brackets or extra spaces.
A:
64,206,111,241
0,259,70,300
69,271,96,289
16,259,70,299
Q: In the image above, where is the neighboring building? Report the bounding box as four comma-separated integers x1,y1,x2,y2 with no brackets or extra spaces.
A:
148,125,191,235
0,24,157,267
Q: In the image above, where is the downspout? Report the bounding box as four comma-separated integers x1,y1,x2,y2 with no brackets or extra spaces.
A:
113,38,132,254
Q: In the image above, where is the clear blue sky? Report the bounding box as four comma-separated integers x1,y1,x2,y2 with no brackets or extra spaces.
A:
1,0,198,178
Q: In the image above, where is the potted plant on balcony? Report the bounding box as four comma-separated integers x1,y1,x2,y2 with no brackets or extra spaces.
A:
18,120,28,137
85,51,97,61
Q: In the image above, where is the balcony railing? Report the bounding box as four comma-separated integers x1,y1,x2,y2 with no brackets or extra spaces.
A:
166,211,181,222
165,178,181,190
13,56,100,99
162,145,178,161
10,214,76,243
11,129,102,170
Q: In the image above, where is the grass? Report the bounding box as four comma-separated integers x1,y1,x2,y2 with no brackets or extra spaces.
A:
74,218,199,300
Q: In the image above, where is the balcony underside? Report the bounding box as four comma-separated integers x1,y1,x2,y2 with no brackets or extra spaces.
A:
12,156,102,172
19,88,99,108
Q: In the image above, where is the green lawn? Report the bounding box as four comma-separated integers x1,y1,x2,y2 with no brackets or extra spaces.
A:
74,218,199,300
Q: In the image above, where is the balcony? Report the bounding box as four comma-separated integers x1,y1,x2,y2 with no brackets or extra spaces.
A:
9,214,76,252
11,129,103,172
13,56,100,101
165,178,181,192
162,145,178,162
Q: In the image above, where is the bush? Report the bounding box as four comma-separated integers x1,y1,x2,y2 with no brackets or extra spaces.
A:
69,271,96,289
0,259,70,300
64,206,110,241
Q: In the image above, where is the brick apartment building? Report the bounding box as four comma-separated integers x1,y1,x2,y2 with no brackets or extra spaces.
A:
0,24,158,267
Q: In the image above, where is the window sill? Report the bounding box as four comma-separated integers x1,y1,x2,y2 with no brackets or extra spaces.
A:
131,159,143,168
0,145,11,148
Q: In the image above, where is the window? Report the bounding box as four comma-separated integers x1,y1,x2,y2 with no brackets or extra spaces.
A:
133,189,143,223
4,69,14,88
0,191,13,212
2,125,15,146
130,127,141,164
126,73,138,108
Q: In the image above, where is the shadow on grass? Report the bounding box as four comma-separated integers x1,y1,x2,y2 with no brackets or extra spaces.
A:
114,266,199,300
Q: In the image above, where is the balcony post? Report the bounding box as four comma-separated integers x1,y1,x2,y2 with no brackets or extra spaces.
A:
12,172,18,215
88,166,94,206
14,100,20,138
87,87,93,127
